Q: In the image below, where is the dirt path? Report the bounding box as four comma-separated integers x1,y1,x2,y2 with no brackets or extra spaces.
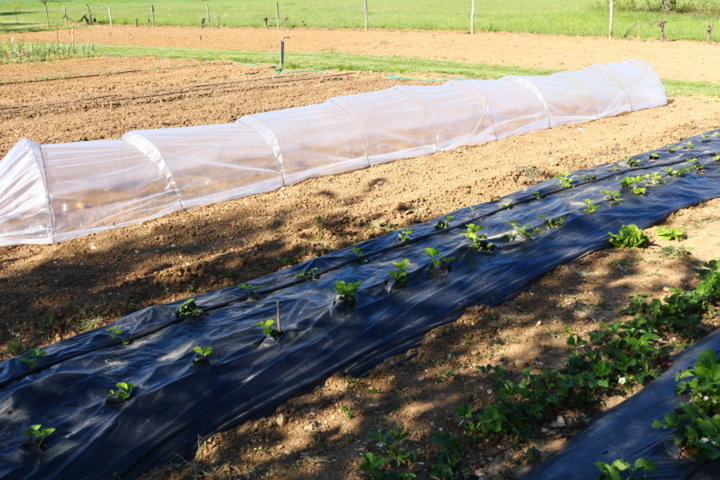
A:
4,26,720,83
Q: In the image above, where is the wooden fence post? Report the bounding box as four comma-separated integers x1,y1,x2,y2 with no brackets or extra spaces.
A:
364,0,368,31
108,7,113,27
608,0,614,38
63,5,67,27
205,4,210,25
151,5,156,26
470,0,476,34
43,0,49,27
276,2,280,30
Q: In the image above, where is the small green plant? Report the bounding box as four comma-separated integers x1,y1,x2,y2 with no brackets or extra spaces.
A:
360,426,418,479
388,259,411,287
108,382,134,402
684,141,695,150
663,167,691,177
334,280,361,305
462,223,494,252
554,172,574,188
340,405,356,419
581,174,597,182
177,298,204,318
582,198,599,213
105,326,130,345
532,191,543,200
642,172,664,185
648,153,659,160
504,221,538,241
192,346,215,363
424,248,455,269
668,145,679,153
609,164,621,172
601,189,623,204
352,247,370,263
435,215,454,230
23,424,56,449
254,319,281,339
593,458,656,480
500,201,514,210
656,226,687,241
652,350,720,460
538,214,567,229
620,175,647,195
625,156,642,167
688,158,704,173
19,348,47,369
608,224,650,249
294,267,320,281
715,154,720,161
397,228,413,243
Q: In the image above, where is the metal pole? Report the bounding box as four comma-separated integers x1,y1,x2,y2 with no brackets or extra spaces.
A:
276,2,280,30
279,36,289,71
608,0,615,38
470,0,476,34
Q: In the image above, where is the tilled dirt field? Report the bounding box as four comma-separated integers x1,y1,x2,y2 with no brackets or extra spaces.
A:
4,26,720,82
1,33,720,480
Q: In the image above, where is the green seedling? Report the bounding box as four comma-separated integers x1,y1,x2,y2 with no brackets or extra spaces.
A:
397,228,413,243
608,224,650,249
334,280,361,306
593,458,656,480
538,215,567,229
601,189,623,204
177,298,204,318
554,172,574,188
702,134,711,142
685,141,695,150
715,154,720,161
254,319,281,340
500,201,514,210
689,158,704,173
609,164,621,172
237,283,262,293
625,156,642,167
504,221,538,241
388,259,411,288
643,172,665,185
352,247,370,263
23,424,56,449
656,226,687,241
105,326,129,345
424,248,455,269
582,198,599,214
532,191,543,200
668,145,679,153
19,348,46,369
648,153,659,160
108,382,134,402
581,174,597,182
462,223,494,252
294,267,320,281
192,346,215,363
663,167,691,177
435,215,454,230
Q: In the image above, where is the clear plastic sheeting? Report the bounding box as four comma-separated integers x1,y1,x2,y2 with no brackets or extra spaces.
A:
0,59,667,246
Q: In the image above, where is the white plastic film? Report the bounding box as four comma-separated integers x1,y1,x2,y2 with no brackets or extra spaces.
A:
0,60,667,246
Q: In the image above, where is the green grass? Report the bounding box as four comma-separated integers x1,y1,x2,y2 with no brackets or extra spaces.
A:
0,40,96,63
1,0,720,41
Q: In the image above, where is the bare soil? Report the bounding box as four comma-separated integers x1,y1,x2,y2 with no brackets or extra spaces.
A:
4,25,720,82
1,29,720,480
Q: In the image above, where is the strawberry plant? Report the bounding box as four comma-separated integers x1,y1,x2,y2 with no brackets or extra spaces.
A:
334,280,361,306
254,319,281,340
648,153,659,160
352,247,370,264
652,349,720,460
19,348,46,369
177,298,204,318
656,226,687,241
609,164,620,172
625,156,641,167
108,382,134,402
388,259,411,287
435,215,454,230
685,141,695,150
582,198,599,213
500,201,514,210
461,224,494,252
360,427,418,480
593,458,655,480
620,175,646,194
532,191,543,200
601,189,623,205
668,145,679,153
397,228,413,244
430,432,463,480
105,326,129,345
537,214,567,229
663,167,691,177
192,346,215,363
294,267,320,281
642,172,664,185
23,424,56,449
504,221,539,241
608,224,650,249
554,172,574,188
424,248,455,269
688,158,704,173
581,174,597,182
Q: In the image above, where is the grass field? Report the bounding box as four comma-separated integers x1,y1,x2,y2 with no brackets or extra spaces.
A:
1,0,719,41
